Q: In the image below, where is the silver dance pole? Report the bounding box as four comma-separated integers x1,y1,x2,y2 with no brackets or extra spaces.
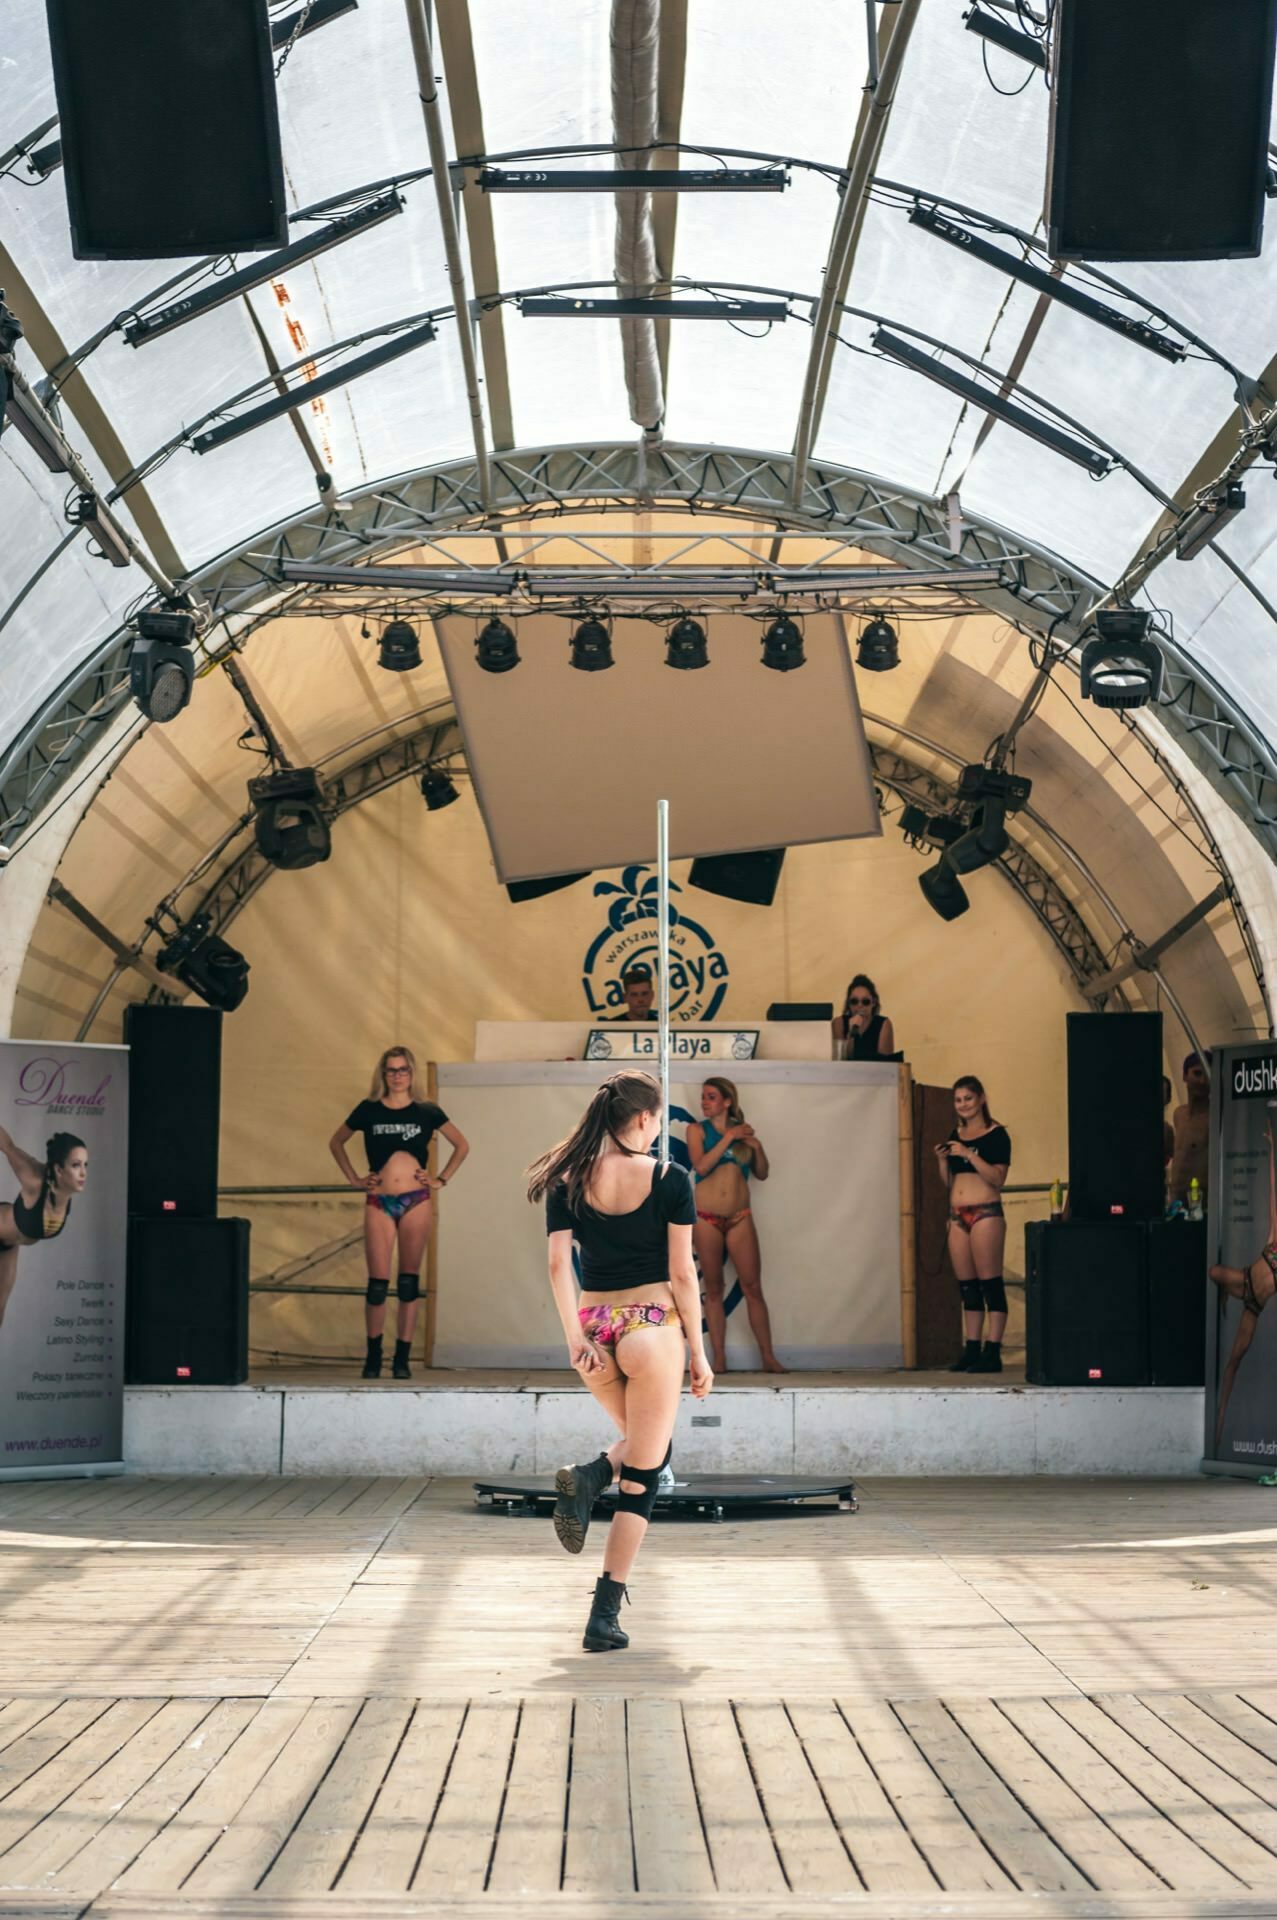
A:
657,797,671,1160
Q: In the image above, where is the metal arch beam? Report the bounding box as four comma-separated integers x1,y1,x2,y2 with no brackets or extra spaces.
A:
3,440,1274,874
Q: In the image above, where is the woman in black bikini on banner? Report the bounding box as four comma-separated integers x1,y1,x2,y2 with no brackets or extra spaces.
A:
528,1070,712,1654
1209,1115,1277,1449
937,1074,1011,1373
0,1128,88,1330
329,1045,469,1380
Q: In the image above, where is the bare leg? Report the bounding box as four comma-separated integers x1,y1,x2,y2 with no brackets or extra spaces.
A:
970,1214,1009,1344
573,1345,628,1483
694,1222,728,1373
362,1205,396,1338
394,1199,433,1345
726,1215,785,1372
947,1220,983,1345
605,1327,684,1583
0,1244,19,1330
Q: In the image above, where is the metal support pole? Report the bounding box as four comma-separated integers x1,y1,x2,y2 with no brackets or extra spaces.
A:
657,797,671,1160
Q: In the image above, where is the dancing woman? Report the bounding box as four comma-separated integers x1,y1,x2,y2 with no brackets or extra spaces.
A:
687,1076,785,1374
1209,1118,1277,1449
937,1074,1012,1373
528,1070,712,1653
329,1045,469,1380
0,1128,88,1329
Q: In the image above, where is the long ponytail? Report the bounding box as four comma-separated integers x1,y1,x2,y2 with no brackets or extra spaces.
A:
526,1070,661,1211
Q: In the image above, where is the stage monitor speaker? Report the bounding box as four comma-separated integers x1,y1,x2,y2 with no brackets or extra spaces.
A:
46,0,288,259
1147,1219,1208,1387
126,1216,249,1385
1026,1219,1150,1386
688,849,785,907
1046,0,1277,260
505,871,589,904
124,1004,222,1218
1067,1011,1164,1223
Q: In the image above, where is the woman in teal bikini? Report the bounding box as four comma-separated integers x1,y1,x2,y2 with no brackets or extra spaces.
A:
687,1076,785,1375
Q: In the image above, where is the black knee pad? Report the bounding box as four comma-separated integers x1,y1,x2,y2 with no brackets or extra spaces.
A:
365,1277,389,1306
396,1272,421,1303
616,1462,663,1520
982,1277,1007,1314
958,1279,984,1312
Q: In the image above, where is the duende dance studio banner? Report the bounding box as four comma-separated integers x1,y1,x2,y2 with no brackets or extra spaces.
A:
0,1040,129,1477
1206,1042,1277,1474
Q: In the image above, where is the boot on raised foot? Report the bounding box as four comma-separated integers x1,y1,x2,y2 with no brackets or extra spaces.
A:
553,1452,613,1555
583,1573,629,1653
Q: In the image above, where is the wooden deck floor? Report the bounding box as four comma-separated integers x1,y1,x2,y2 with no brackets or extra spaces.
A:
0,1474,1274,1918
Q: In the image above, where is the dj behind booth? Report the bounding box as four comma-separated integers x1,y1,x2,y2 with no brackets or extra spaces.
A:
1025,1011,1207,1390
432,1011,909,1371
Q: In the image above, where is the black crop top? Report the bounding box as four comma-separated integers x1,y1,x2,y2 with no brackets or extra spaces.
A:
344,1100,449,1173
843,1012,888,1060
546,1162,696,1292
946,1125,1012,1179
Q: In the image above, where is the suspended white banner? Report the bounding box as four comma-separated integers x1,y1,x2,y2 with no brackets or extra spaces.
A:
0,1040,129,1479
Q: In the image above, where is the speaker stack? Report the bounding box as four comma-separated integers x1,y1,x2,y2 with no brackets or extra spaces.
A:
124,1005,249,1385
1027,1012,1206,1387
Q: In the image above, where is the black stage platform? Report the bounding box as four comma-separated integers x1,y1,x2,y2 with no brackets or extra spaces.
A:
473,1473,857,1523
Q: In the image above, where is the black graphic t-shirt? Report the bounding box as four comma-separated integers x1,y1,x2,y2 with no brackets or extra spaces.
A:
344,1100,449,1172
546,1162,696,1292
946,1125,1012,1179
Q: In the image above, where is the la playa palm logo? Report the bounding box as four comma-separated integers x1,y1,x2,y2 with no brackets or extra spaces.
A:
581,866,729,1021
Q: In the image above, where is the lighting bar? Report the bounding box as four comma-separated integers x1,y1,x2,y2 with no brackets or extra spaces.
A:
123,191,404,346
2,372,72,473
517,296,789,322
270,0,357,45
479,166,788,194
963,3,1048,66
908,205,1187,363
66,491,131,567
872,326,1113,477
278,559,1010,596
192,319,436,453
1175,481,1246,561
26,138,62,180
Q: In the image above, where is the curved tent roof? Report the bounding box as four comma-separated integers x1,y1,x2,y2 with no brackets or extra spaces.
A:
1,0,1275,1044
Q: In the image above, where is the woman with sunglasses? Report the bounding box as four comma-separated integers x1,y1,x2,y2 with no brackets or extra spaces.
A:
329,1045,469,1379
832,974,896,1060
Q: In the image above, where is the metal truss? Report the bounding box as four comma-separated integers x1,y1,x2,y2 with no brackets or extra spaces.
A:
5,440,1275,878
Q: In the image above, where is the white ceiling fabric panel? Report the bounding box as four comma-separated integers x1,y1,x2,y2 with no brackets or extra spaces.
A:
960,431,1157,586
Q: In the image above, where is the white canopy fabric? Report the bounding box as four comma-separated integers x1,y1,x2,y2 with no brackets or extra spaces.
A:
2,0,1276,981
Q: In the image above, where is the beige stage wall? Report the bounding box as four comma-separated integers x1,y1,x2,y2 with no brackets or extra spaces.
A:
206,779,1085,1366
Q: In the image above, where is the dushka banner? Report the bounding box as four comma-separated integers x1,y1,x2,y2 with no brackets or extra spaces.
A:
1206,1042,1277,1473
0,1041,129,1478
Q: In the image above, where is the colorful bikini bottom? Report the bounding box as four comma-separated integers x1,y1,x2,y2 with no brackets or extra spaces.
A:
578,1301,683,1347
949,1202,1004,1234
696,1205,751,1236
366,1188,431,1221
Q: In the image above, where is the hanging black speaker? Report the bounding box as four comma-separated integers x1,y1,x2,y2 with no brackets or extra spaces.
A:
688,849,786,907
1066,1012,1165,1223
46,0,288,260
1046,0,1277,261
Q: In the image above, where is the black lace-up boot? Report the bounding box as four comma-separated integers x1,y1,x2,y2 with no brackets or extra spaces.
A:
583,1573,629,1652
553,1452,613,1554
361,1336,383,1379
392,1339,412,1379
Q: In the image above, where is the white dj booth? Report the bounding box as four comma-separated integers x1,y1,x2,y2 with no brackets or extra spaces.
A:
432,1021,907,1370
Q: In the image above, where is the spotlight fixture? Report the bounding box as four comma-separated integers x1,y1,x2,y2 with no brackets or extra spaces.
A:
129,608,196,722
1175,481,1245,561
157,912,250,1011
963,3,1048,67
191,319,436,454
665,615,709,670
569,617,613,672
248,767,332,871
899,803,930,843
907,206,1187,363
378,619,421,672
761,614,805,672
899,805,964,850
122,190,403,346
66,491,131,567
476,615,520,674
919,858,970,922
421,769,460,811
947,763,1032,874
1079,607,1164,710
856,615,899,673
872,327,1113,477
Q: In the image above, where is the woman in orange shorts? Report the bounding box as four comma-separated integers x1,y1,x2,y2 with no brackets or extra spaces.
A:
687,1077,785,1375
